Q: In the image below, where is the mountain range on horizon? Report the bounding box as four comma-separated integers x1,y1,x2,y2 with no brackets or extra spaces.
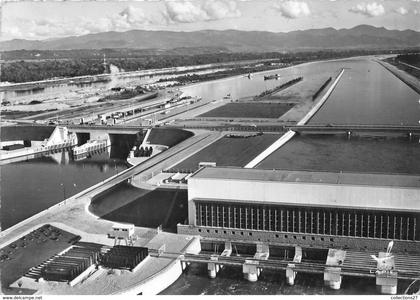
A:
1,25,420,52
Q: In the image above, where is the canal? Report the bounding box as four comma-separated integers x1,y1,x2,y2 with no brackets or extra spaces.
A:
0,147,128,230
181,57,419,126
1,56,418,294
308,59,420,125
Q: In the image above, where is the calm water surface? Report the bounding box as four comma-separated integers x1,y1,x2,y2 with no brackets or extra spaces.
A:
309,59,420,125
0,148,127,230
162,58,419,295
4,58,418,125
161,262,411,295
182,57,419,125
2,56,418,294
1,68,227,105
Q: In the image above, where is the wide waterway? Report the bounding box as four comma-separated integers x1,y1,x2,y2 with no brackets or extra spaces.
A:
162,57,419,294
1,56,418,294
3,57,418,125
0,68,228,105
181,57,419,125
308,59,420,125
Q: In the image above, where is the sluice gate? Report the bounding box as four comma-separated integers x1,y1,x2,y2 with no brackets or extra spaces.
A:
150,247,420,294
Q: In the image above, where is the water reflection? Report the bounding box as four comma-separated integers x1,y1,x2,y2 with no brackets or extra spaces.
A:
161,263,410,295
309,59,420,125
0,145,128,230
1,68,228,105
181,58,420,126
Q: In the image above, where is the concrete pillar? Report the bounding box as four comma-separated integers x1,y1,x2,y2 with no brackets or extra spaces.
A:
376,271,398,295
208,255,219,279
286,246,302,286
324,267,342,290
286,264,297,285
252,242,269,279
219,241,232,272
207,263,217,279
375,251,397,295
324,249,346,290
243,260,259,282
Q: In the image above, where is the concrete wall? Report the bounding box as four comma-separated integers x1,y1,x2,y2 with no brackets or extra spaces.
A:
178,224,420,253
188,178,420,224
90,131,110,142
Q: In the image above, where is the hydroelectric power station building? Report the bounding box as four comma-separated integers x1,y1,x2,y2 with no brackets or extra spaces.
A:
178,167,420,293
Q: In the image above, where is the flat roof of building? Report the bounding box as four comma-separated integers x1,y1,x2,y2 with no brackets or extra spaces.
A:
191,167,420,188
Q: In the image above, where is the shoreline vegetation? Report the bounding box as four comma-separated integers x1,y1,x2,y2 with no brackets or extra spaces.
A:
1,48,408,84
157,64,282,85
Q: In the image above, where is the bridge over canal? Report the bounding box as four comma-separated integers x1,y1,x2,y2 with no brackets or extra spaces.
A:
287,124,420,137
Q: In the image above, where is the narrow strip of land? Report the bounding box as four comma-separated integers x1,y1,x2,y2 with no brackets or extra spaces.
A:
376,60,420,95
244,69,345,168
0,130,217,245
400,61,420,72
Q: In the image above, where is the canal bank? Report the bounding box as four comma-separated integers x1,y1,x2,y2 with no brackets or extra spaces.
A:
0,151,128,230
2,55,419,295
0,130,216,294
376,59,420,95
0,159,198,295
244,69,345,168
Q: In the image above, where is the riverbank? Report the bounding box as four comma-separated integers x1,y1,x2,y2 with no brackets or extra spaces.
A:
0,175,187,295
0,131,218,294
244,68,345,168
376,59,420,95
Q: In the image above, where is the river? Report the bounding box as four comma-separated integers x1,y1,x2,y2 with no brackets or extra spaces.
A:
161,57,419,294
1,56,418,294
0,68,228,106
4,57,418,125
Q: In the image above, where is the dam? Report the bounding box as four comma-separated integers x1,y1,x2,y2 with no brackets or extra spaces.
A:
1,57,419,295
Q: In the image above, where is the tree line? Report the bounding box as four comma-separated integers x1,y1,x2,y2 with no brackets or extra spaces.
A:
1,48,415,83
1,59,104,83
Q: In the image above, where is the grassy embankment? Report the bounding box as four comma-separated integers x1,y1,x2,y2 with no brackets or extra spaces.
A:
171,134,280,172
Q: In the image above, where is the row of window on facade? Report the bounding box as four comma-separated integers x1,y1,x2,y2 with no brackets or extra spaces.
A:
195,201,419,241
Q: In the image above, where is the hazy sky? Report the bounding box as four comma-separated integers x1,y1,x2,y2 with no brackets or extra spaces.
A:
1,0,419,41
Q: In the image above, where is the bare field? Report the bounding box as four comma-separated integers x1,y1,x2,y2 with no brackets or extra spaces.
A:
198,102,294,119
1,125,55,141
172,133,280,171
257,135,420,175
147,128,194,147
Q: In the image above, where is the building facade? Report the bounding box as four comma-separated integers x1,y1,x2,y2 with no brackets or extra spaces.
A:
178,167,420,253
